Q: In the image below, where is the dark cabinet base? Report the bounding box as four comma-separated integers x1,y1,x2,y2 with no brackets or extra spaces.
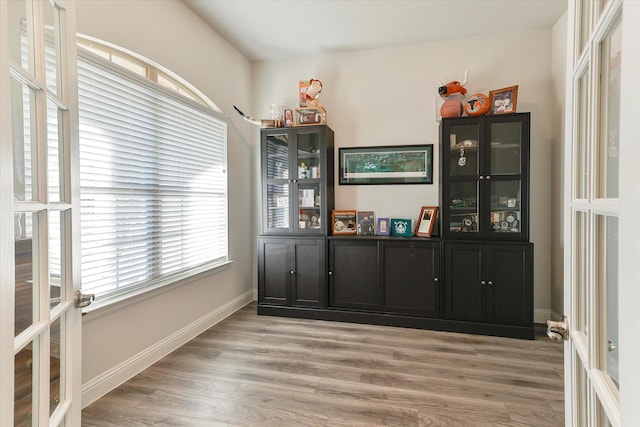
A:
257,304,534,339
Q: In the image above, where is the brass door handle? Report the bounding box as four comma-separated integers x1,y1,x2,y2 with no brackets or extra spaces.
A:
546,315,569,342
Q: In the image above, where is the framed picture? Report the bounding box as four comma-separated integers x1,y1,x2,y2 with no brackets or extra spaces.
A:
339,145,433,185
415,206,439,237
488,85,518,115
377,217,390,236
391,218,413,237
331,210,357,235
357,211,376,235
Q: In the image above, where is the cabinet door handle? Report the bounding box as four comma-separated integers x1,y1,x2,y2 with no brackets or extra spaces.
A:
290,270,295,275
479,176,484,180
487,280,493,285
480,280,486,285
433,277,439,282
328,271,333,276
486,175,491,180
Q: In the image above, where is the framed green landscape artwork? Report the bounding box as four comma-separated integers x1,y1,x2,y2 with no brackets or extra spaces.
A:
339,144,433,185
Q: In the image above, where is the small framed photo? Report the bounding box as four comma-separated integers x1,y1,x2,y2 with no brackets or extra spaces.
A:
357,211,376,235
415,206,439,237
377,217,390,235
284,108,293,127
488,85,518,115
391,218,413,237
332,210,357,235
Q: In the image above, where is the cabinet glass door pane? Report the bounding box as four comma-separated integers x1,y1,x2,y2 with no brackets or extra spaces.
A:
296,132,321,181
448,124,479,177
297,183,321,231
448,181,478,233
266,133,289,180
266,184,289,229
490,122,522,175
489,180,521,234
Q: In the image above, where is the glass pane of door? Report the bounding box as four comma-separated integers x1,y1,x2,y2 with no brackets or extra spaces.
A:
597,18,621,199
15,342,35,427
448,181,478,233
296,132,321,181
50,316,62,416
597,215,619,388
489,180,521,234
575,210,588,335
266,133,289,180
15,212,39,338
576,69,589,200
489,121,521,175
12,78,37,202
47,100,63,202
49,211,64,309
266,184,289,229
8,0,31,71
43,0,60,95
448,124,479,177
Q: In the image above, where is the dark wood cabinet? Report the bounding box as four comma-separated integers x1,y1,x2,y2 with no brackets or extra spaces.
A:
258,236,325,307
381,240,440,317
441,113,530,241
256,118,534,339
444,242,533,327
261,126,334,235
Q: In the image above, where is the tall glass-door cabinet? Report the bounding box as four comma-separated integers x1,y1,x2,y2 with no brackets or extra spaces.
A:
261,125,334,235
258,125,334,309
440,113,530,240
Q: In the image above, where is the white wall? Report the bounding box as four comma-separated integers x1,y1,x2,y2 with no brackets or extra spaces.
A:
550,13,568,319
75,0,255,406
252,27,558,319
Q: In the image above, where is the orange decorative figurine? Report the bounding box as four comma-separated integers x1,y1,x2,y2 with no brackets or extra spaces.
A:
438,69,469,118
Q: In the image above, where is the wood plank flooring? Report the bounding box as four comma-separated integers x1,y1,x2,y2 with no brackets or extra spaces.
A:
82,303,564,426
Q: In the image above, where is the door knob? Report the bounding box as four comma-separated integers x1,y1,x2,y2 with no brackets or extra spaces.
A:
546,315,569,342
74,290,95,308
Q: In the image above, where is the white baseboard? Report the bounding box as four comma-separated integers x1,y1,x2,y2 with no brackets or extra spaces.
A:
81,289,254,408
534,308,552,324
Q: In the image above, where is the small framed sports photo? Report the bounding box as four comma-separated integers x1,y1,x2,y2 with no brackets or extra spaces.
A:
357,211,376,235
415,206,438,237
377,218,390,236
331,210,357,235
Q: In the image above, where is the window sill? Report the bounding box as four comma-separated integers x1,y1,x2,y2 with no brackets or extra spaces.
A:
81,260,234,320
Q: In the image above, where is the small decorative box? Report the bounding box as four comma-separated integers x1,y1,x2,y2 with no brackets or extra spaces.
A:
390,218,413,237
294,106,326,126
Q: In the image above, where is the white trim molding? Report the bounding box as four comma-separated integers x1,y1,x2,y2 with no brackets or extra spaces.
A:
81,290,254,408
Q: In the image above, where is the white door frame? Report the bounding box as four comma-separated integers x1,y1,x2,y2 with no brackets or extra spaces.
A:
0,0,82,425
563,0,640,425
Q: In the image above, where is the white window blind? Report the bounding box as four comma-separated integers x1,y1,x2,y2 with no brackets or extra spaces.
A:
77,49,228,298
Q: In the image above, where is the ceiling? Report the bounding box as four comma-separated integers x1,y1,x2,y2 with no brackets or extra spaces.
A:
181,0,567,62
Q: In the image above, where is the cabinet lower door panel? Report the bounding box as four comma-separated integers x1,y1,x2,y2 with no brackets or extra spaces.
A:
485,244,533,325
444,244,483,321
258,238,290,305
382,242,439,317
330,240,380,310
292,239,325,307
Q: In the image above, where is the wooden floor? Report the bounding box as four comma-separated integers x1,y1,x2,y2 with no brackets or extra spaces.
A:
82,303,564,426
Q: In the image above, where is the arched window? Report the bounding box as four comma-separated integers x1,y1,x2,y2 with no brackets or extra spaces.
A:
76,37,228,301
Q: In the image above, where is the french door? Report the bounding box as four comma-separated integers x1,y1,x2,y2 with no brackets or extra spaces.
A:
1,1,83,425
563,0,640,425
